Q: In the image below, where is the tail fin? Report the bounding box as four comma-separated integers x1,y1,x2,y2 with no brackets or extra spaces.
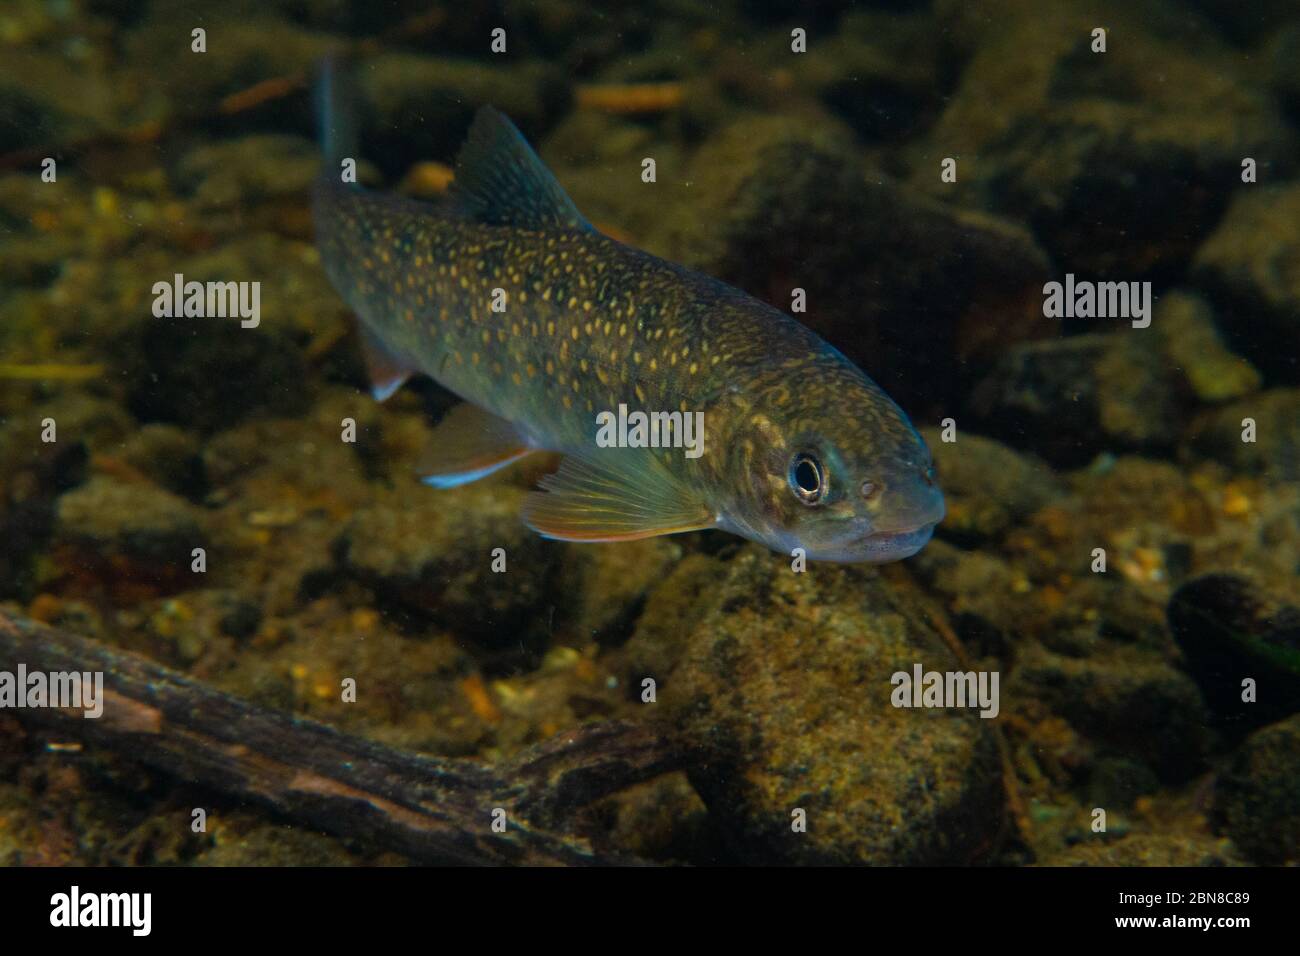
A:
316,56,360,177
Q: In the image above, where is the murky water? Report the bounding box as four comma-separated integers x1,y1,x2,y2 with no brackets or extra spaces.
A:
0,0,1297,867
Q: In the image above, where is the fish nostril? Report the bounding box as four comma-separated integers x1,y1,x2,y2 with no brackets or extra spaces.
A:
860,480,879,500
922,465,936,487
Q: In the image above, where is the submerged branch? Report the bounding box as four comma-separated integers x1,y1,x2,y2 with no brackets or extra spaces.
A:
0,609,686,865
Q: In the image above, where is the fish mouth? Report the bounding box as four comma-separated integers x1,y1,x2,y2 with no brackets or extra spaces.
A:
811,519,938,563
859,522,937,562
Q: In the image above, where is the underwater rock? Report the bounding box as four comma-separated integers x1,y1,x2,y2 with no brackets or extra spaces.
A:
123,315,309,435
655,546,1003,865
0,394,136,598
172,135,320,209
1168,573,1300,731
786,12,941,143
907,541,1021,661
920,0,1293,278
0,48,114,152
600,772,715,864
0,394,134,483
1182,388,1300,481
1154,290,1261,404
651,113,1052,417
1213,714,1300,865
1267,22,1300,117
1006,640,1208,782
197,398,397,618
556,537,682,646
51,475,207,599
337,479,557,655
1039,833,1243,867
117,423,205,497
0,438,88,602
920,428,1062,544
1192,183,1300,382
968,334,1180,465
620,553,731,688
1084,756,1160,811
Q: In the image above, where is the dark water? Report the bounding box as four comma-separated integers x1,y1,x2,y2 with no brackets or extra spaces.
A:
0,0,1297,869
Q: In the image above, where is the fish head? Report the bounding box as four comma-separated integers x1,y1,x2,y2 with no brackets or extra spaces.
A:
718,367,945,563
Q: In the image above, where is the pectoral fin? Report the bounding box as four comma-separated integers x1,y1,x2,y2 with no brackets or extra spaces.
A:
522,451,715,542
419,404,534,488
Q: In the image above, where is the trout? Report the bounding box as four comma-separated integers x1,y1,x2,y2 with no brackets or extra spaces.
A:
313,70,944,562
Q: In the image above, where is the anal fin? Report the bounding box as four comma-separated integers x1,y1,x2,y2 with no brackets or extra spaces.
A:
419,403,534,488
522,451,715,542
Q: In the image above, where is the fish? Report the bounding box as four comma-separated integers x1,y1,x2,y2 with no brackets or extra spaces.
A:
312,64,944,562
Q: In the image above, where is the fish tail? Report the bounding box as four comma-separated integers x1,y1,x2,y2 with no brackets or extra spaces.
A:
315,55,360,176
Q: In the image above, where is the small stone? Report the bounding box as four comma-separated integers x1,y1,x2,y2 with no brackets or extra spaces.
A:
1214,715,1300,865
338,479,557,658
52,475,206,597
920,428,1062,543
1168,573,1300,732
1154,290,1260,404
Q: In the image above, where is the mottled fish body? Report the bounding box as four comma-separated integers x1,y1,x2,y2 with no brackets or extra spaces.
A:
313,72,943,562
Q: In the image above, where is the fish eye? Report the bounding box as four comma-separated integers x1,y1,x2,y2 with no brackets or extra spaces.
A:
789,453,826,505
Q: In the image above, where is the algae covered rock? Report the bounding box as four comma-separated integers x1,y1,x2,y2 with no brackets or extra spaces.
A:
1168,573,1300,731
173,135,320,209
920,428,1062,543
1005,640,1208,781
124,319,309,434
653,113,1051,415
1039,834,1243,867
655,546,1003,864
1182,388,1300,481
918,0,1292,277
1154,290,1261,405
1214,714,1300,865
52,475,207,597
968,333,1180,465
1193,183,1300,382
337,479,557,655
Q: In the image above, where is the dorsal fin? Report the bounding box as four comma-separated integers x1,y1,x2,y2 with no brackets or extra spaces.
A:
445,106,590,231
